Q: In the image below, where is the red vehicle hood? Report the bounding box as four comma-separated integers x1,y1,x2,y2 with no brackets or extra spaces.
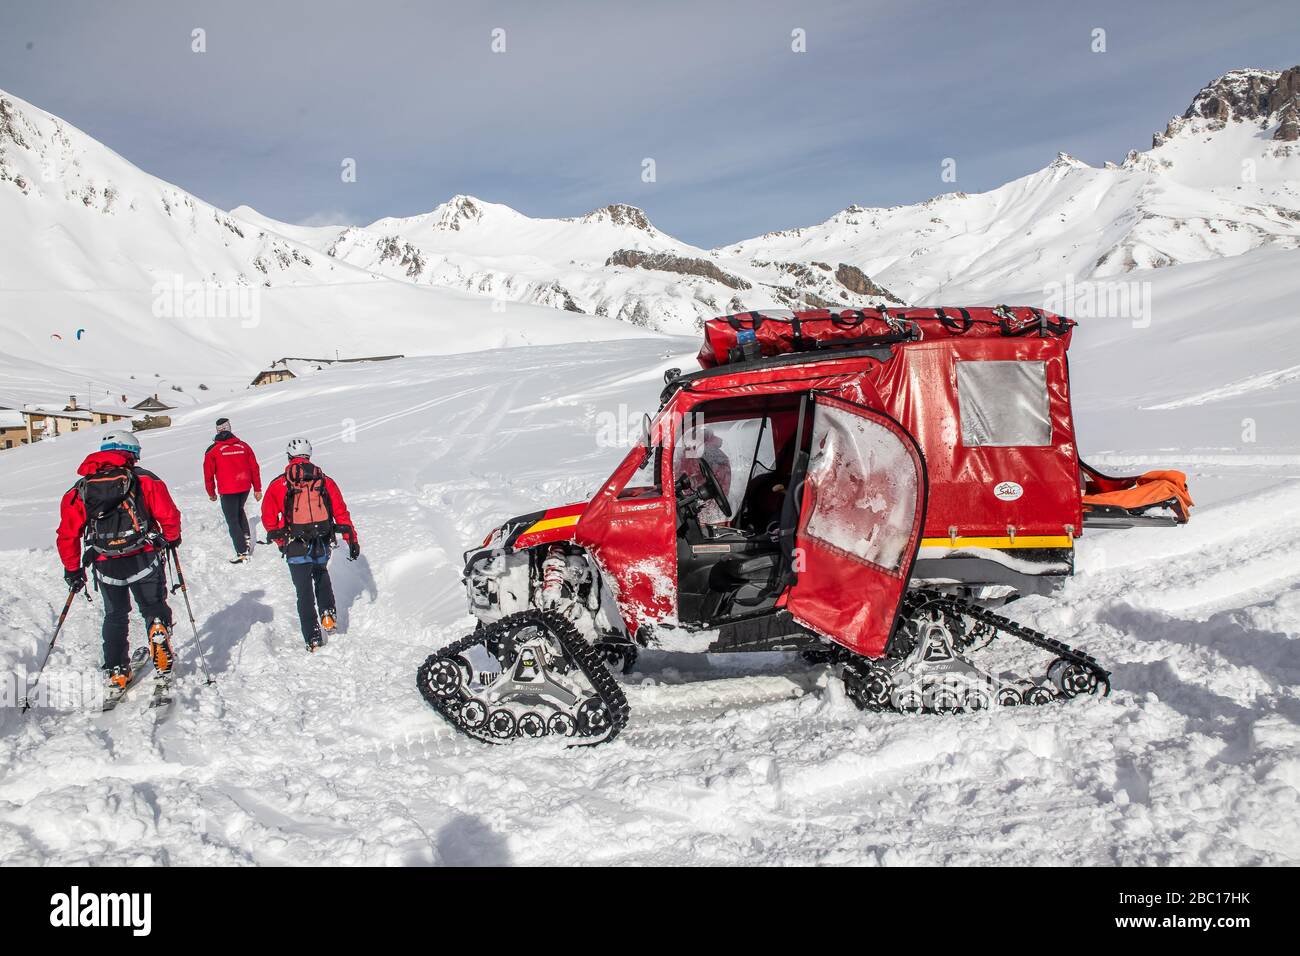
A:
490,501,589,553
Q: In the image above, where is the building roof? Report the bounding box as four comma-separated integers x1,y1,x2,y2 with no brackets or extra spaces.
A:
0,410,24,428
252,367,297,382
132,396,174,410
22,405,94,421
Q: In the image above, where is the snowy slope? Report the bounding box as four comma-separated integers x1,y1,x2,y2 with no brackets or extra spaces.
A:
0,90,652,408
1,243,1298,864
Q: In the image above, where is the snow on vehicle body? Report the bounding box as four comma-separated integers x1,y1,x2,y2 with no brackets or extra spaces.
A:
422,306,1192,744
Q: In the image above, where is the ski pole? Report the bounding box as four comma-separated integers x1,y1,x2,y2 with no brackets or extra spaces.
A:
22,586,90,714
168,549,215,686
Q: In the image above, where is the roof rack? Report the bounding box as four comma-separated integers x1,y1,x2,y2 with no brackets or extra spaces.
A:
661,343,898,405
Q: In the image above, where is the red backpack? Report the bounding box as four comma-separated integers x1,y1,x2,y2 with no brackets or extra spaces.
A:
283,462,335,541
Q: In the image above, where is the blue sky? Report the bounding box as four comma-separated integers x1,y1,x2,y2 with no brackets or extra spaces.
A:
2,0,1297,246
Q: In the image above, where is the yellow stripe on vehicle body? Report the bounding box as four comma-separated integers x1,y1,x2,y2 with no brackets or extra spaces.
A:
522,514,582,535
919,535,1074,550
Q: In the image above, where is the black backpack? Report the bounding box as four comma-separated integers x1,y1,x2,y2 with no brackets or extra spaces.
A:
78,466,153,557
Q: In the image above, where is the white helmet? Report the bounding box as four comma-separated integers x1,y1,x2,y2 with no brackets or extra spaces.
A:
286,437,313,459
101,430,141,457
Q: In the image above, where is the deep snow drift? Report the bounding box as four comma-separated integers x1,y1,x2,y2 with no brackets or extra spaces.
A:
1,306,1298,864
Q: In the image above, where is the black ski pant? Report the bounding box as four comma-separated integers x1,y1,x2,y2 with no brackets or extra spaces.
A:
96,555,173,672
220,490,252,556
289,557,336,643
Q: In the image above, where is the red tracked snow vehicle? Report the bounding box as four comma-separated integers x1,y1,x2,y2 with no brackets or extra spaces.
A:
418,306,1193,745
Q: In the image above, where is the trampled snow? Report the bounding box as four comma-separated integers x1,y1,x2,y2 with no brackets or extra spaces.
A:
1,320,1298,865
1,69,1298,866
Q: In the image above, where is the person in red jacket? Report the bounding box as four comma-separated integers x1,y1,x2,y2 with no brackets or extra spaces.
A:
57,431,182,690
203,417,262,562
260,437,360,651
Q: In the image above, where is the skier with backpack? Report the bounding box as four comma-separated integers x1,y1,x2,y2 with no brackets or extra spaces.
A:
260,438,360,651
56,431,182,694
203,417,262,562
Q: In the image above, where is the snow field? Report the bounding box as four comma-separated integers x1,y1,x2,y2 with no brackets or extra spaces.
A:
0,336,1296,865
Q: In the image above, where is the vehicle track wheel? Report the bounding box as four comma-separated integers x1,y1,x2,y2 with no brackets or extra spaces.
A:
864,670,893,709
896,688,924,713
577,698,612,737
996,687,1022,707
517,712,548,738
963,686,994,712
1051,660,1098,698
1023,686,1055,706
929,685,962,714
488,709,518,739
547,712,578,737
423,658,466,699
459,699,489,730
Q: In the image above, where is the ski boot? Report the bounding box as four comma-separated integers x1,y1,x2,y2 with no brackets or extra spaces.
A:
320,609,337,633
306,629,325,653
229,553,250,564
148,619,174,677
106,665,131,693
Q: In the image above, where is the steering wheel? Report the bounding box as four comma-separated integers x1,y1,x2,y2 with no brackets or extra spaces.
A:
698,457,733,518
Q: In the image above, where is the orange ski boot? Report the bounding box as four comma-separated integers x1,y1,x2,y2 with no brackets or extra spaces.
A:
320,609,337,633
148,619,174,676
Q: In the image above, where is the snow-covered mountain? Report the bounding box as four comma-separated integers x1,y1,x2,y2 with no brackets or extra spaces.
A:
724,67,1300,304
233,67,1300,330
233,195,903,334
0,91,649,408
1,65,1297,394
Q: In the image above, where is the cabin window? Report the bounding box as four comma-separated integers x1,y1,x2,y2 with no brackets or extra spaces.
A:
619,443,663,498
956,360,1052,447
803,403,918,572
674,414,774,525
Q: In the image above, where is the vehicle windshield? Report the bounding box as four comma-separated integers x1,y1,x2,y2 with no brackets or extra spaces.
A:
673,396,802,535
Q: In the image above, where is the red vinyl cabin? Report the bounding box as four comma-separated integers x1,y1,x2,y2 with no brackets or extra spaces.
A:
464,306,1190,661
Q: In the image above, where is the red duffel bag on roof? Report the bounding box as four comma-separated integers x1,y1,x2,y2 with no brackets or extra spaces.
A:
696,306,1073,369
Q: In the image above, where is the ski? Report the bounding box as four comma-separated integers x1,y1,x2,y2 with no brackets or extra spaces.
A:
101,647,153,712
149,672,175,711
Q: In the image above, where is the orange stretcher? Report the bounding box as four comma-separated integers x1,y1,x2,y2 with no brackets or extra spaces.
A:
1080,462,1193,528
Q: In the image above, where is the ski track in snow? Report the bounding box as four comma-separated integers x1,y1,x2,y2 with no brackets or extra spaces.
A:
0,339,1297,866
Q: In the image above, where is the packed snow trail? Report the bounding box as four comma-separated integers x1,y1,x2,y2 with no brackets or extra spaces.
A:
0,338,1297,865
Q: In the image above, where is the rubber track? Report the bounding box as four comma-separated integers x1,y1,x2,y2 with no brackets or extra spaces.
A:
921,591,1112,696
417,610,631,747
